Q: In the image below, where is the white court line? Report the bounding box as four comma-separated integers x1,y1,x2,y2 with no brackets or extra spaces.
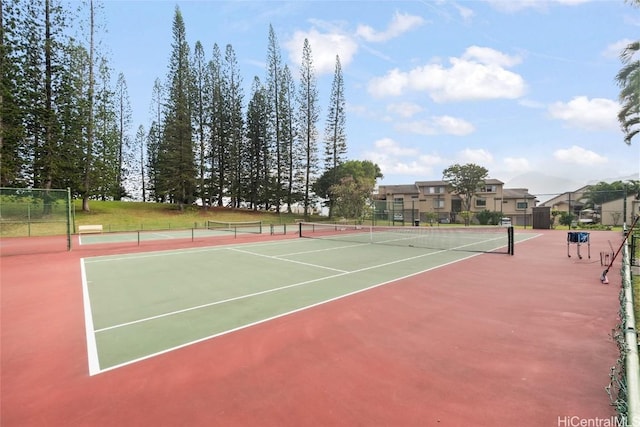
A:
80,259,101,376
228,247,349,273
83,237,310,263
93,245,452,334
92,249,490,376
86,232,543,374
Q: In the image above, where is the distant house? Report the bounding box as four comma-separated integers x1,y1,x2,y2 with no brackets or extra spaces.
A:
601,194,640,226
374,179,537,226
539,185,640,227
538,185,591,217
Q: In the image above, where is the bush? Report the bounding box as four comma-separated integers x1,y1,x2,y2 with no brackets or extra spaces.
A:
476,210,502,225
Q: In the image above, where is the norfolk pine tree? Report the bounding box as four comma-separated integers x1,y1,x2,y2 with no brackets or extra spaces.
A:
281,64,299,212
80,0,96,211
114,72,132,199
208,43,227,207
245,76,268,209
296,38,320,217
160,6,195,208
223,44,244,208
192,40,209,207
266,24,285,212
323,55,347,218
0,0,27,186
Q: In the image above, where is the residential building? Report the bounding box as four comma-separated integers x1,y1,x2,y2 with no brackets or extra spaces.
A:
374,179,538,226
538,185,590,217
601,195,640,226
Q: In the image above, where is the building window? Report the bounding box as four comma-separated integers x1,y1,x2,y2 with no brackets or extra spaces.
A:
480,185,497,193
516,201,528,210
476,198,487,208
427,186,445,194
434,199,445,209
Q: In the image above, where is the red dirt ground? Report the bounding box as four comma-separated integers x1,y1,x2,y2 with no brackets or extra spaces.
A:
1,229,622,426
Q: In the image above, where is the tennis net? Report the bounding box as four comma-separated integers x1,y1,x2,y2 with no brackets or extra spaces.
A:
298,222,514,255
206,220,263,234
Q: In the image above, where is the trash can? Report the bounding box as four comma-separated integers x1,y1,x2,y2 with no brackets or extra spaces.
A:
414,220,420,226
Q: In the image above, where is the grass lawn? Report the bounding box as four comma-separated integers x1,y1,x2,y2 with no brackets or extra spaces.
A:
1,200,311,237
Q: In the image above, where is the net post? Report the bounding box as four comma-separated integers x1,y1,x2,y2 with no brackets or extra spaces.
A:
66,187,72,251
299,221,303,237
508,226,514,255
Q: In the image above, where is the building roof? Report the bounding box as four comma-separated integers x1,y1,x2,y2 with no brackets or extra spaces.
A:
503,188,536,199
378,184,419,194
414,178,505,186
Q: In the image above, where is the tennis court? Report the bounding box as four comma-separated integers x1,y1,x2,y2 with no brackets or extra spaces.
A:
78,220,269,246
83,224,525,374
2,226,624,426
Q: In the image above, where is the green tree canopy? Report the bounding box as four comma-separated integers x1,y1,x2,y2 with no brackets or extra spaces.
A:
583,180,640,208
442,163,489,213
313,159,382,219
616,40,640,145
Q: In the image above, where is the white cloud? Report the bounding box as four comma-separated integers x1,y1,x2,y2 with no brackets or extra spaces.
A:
462,46,522,67
458,148,494,165
518,98,546,109
455,4,475,23
486,0,592,13
368,68,408,97
373,138,419,156
553,145,608,165
387,102,424,118
395,116,475,136
285,28,358,75
548,96,619,131
503,157,532,172
603,39,635,59
368,46,526,102
356,11,425,43
363,138,444,176
433,116,476,135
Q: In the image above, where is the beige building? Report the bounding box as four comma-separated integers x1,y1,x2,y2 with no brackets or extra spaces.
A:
375,179,537,226
601,195,640,226
538,185,640,227
539,186,590,216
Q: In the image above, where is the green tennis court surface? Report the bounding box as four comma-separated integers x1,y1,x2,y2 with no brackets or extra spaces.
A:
82,229,536,375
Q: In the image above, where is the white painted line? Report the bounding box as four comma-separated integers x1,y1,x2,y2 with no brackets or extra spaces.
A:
86,233,544,374
93,250,484,375
94,246,451,334
228,247,349,273
82,238,307,263
80,258,101,376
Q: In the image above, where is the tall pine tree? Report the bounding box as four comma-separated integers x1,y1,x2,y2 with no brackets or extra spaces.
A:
266,24,284,212
323,55,347,218
192,40,209,207
114,72,131,199
223,44,244,208
159,6,195,208
296,38,320,217
245,76,268,209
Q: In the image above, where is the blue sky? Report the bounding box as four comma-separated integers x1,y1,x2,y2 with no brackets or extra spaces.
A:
97,0,639,196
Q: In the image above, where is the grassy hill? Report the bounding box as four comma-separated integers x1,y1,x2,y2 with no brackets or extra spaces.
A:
74,201,309,232
1,200,311,237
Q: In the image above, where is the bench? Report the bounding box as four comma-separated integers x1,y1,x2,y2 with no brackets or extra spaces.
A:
78,224,103,234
